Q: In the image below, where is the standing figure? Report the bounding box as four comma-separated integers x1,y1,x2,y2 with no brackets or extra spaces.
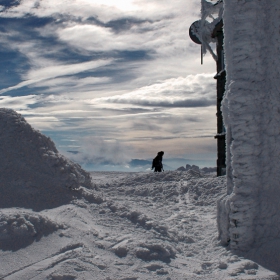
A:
152,151,164,172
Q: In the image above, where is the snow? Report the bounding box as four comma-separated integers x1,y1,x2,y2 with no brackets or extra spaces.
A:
199,0,223,61
0,108,279,279
176,164,216,174
0,209,64,251
0,108,93,210
218,0,280,258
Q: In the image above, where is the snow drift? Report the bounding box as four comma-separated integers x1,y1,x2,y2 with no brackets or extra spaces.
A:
218,0,280,252
0,209,64,251
0,108,93,210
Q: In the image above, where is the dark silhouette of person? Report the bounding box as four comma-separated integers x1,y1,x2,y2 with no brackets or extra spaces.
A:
152,151,164,172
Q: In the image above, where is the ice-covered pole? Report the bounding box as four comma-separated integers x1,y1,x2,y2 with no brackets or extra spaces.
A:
218,0,280,251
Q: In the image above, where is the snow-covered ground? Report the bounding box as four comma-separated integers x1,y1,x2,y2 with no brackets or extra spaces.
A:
0,108,280,279
1,169,279,280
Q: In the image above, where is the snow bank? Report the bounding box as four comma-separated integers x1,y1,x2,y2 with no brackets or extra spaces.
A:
0,209,64,251
218,1,280,251
0,108,93,210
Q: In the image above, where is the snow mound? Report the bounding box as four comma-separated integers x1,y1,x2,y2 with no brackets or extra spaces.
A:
186,177,226,206
0,209,64,251
103,170,203,189
135,242,176,263
0,108,93,210
103,170,225,205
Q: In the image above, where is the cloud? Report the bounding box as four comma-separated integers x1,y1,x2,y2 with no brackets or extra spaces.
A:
1,71,216,147
30,76,110,88
0,72,216,150
130,120,162,132
0,95,40,109
1,0,199,21
0,59,113,95
55,17,178,54
0,0,218,163
64,136,134,166
0,0,212,98
93,74,216,108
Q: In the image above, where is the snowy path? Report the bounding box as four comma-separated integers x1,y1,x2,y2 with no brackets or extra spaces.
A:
0,171,278,279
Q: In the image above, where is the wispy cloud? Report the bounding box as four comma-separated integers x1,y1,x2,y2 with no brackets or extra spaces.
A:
93,74,216,108
0,59,113,94
0,0,217,163
0,95,40,109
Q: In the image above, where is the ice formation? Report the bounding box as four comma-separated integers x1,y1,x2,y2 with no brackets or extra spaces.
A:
218,0,280,251
199,0,223,61
0,108,93,210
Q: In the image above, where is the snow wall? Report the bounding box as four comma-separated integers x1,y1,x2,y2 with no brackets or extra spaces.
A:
0,108,93,210
217,0,280,251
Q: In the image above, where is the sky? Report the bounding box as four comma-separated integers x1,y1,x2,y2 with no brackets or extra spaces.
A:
0,0,217,170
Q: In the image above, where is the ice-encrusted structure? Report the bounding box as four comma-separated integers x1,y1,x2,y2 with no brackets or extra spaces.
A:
217,1,280,251
0,108,93,210
200,0,223,61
